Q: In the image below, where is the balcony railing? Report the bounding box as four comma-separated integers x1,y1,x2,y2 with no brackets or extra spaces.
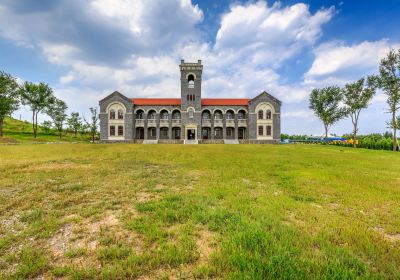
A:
202,119,211,127
226,119,235,127
160,119,169,127
135,119,144,127
172,119,181,126
214,119,223,127
147,119,156,127
238,119,247,126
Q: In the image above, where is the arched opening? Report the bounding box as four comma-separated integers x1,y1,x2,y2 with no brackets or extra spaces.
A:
136,127,144,139
258,110,263,119
148,127,156,139
202,110,211,119
214,110,223,120
136,109,144,119
226,127,235,139
160,110,169,120
214,127,223,139
266,109,272,120
172,127,181,139
148,110,156,119
202,127,211,139
188,74,195,88
117,109,124,120
238,127,246,139
237,110,246,119
172,110,181,120
226,110,235,120
109,109,116,120
188,108,194,118
160,127,169,139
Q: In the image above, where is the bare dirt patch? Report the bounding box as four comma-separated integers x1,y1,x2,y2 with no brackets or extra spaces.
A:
196,228,216,265
136,191,161,203
373,227,400,243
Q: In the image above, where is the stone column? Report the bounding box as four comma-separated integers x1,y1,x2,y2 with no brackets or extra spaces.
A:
156,113,160,140
144,116,148,140
222,114,227,139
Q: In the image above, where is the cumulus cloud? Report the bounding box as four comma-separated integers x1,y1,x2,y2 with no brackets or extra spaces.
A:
304,40,400,85
215,1,333,67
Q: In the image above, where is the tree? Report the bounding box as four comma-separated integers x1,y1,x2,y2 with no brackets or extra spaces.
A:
19,82,55,138
41,120,52,134
0,71,19,137
342,77,377,147
377,49,400,151
309,86,346,139
46,98,68,139
84,107,99,142
67,112,82,137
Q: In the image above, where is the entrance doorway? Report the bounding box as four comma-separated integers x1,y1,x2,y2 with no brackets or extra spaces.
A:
187,129,196,140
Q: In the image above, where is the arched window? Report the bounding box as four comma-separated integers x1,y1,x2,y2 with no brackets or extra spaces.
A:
258,110,263,119
160,110,169,120
226,110,234,120
148,110,156,119
118,109,124,120
136,110,144,119
188,74,195,88
266,110,272,120
237,110,246,119
214,110,223,120
172,110,181,119
188,108,194,118
109,109,116,120
202,110,211,119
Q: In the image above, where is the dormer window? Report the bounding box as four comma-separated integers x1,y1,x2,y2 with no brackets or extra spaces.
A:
188,74,195,88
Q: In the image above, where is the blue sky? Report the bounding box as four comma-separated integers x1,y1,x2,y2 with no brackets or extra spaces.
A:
1,0,399,135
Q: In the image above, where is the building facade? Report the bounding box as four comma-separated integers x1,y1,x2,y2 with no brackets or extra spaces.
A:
99,60,281,143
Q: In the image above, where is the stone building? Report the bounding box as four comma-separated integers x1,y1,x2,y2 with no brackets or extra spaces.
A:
99,60,281,143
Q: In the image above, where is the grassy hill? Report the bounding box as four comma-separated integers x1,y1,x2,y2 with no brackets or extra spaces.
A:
0,144,399,279
1,117,91,143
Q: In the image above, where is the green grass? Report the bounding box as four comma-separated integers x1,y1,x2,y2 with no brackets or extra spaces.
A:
1,117,91,143
0,143,399,279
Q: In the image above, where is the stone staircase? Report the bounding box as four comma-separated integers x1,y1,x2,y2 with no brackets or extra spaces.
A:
143,140,158,144
184,140,198,144
224,139,239,144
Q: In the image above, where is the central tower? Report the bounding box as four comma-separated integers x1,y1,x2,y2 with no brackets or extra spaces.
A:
180,59,202,111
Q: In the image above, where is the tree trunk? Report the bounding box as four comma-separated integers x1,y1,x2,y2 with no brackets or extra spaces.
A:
74,129,77,137
32,111,36,138
34,111,39,138
0,118,3,137
324,124,328,140
353,124,357,148
393,111,397,152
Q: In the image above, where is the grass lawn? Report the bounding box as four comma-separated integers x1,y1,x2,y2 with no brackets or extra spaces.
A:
0,144,399,279
1,117,91,143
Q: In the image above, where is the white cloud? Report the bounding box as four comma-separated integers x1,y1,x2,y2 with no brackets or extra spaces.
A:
305,40,400,85
215,1,334,66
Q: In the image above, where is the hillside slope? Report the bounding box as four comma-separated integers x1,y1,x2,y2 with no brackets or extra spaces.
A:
1,117,91,143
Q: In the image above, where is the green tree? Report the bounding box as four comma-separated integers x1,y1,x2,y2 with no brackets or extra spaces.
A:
19,82,55,138
67,112,82,137
0,71,19,137
46,98,68,139
309,86,346,139
84,107,99,142
41,120,52,134
342,77,376,147
377,49,400,151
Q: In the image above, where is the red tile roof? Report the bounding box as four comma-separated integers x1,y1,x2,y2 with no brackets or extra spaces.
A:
131,98,181,105
131,98,250,106
201,98,250,106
